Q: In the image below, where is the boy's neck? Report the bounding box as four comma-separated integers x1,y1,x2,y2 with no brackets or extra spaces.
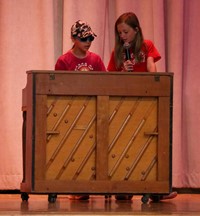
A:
71,48,88,59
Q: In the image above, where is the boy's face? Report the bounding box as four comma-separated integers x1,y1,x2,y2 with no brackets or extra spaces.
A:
72,37,93,53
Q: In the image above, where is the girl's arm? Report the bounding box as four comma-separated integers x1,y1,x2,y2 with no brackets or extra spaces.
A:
147,57,157,72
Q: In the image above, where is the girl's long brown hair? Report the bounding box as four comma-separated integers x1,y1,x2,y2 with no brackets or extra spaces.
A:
114,12,144,69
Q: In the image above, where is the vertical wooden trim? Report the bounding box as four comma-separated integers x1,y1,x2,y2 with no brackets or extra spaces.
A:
21,73,34,191
96,96,109,180
157,97,170,181
34,95,47,181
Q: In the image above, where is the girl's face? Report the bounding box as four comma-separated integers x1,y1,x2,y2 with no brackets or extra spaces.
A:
117,22,137,44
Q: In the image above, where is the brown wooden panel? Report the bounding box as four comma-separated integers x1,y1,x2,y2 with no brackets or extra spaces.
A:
108,97,158,181
34,180,169,193
21,74,34,192
32,71,172,97
35,95,47,181
44,96,96,181
96,96,109,180
157,97,171,181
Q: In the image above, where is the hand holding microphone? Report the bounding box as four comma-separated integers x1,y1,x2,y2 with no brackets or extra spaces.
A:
123,42,133,72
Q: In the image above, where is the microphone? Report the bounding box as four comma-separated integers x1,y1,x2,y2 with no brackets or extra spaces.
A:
123,42,131,60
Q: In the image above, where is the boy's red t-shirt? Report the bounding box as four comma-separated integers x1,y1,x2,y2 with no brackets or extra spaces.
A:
55,50,106,71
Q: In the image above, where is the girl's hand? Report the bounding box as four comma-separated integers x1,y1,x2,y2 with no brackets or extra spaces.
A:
123,60,133,72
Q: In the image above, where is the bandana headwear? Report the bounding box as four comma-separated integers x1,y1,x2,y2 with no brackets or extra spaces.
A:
71,20,97,39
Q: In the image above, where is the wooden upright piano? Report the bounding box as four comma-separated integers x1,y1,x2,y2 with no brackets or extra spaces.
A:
21,71,173,203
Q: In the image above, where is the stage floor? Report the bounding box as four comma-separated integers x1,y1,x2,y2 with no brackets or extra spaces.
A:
0,193,200,215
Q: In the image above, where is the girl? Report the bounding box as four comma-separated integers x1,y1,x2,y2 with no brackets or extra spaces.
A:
107,12,161,72
108,12,177,202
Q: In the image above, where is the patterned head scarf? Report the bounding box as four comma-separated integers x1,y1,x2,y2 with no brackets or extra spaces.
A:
71,20,97,39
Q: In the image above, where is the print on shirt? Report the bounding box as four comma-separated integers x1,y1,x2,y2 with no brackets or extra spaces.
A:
123,51,146,65
122,50,146,71
75,62,94,71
